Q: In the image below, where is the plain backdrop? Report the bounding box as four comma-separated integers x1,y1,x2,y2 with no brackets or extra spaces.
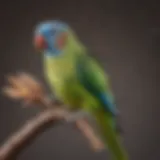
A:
0,0,159,160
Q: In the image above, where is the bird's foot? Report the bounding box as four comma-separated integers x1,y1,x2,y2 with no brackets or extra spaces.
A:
65,110,90,123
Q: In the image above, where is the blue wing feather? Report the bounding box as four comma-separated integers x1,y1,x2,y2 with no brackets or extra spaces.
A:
76,54,118,116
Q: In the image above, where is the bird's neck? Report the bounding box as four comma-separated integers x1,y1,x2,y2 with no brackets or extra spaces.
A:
43,31,87,77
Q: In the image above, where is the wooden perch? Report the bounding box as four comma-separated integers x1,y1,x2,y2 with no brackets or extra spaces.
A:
0,108,69,160
0,73,104,160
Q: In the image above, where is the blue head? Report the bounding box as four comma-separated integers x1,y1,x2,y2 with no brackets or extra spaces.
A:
34,20,69,56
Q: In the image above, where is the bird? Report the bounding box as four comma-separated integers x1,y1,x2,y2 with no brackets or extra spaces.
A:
33,20,128,160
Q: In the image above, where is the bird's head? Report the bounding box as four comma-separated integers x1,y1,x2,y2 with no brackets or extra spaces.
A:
34,20,69,56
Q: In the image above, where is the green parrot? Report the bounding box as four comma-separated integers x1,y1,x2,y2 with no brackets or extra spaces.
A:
33,20,128,160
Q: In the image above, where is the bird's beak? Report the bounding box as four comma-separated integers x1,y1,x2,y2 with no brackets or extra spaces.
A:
34,35,46,52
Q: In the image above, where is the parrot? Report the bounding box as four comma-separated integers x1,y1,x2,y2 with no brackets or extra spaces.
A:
33,20,128,160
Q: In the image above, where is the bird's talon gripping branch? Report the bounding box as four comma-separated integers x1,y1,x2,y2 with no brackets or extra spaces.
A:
65,110,89,123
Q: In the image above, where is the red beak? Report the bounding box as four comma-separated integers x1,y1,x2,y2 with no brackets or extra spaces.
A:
34,35,47,49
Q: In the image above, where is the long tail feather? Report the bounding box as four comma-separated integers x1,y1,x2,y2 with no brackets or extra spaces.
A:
93,110,128,160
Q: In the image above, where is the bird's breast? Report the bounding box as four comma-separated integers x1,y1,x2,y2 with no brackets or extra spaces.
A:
44,56,77,89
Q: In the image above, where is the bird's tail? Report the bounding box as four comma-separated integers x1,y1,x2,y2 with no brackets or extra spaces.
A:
92,110,128,160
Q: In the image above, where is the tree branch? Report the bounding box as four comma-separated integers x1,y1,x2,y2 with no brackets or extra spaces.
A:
0,108,69,160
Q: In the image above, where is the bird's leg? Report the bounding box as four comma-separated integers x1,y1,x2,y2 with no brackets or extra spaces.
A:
65,110,90,123
41,94,63,108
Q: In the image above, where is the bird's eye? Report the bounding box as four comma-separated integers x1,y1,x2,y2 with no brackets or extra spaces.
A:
34,35,47,50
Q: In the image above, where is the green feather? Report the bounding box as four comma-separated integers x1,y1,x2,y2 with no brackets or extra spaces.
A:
92,109,128,160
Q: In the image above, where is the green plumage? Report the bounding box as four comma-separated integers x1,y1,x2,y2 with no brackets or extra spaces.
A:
42,28,128,160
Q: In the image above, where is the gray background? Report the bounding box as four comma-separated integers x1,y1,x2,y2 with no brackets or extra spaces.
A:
0,0,160,160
